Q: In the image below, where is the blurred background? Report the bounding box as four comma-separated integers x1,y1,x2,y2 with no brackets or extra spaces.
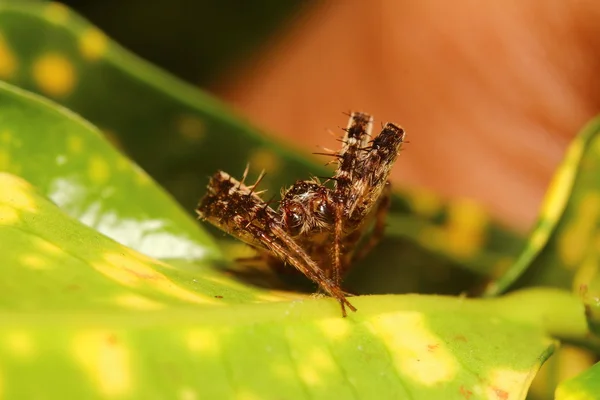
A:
60,0,600,233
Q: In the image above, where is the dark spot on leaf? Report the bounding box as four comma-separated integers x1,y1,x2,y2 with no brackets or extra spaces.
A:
106,334,118,345
493,387,508,400
64,284,81,292
124,267,157,280
214,295,223,299
454,335,468,342
427,344,439,352
459,385,472,400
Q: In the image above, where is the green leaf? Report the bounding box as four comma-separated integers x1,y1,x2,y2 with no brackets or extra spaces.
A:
0,79,220,262
0,71,585,399
0,1,525,292
556,361,600,400
0,171,571,398
482,116,600,333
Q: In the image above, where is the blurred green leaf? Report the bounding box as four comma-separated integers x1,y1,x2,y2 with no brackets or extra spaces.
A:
483,116,600,334
527,345,597,400
555,361,600,400
60,0,313,85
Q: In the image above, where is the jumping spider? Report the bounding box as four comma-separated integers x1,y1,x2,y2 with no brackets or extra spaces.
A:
196,112,405,316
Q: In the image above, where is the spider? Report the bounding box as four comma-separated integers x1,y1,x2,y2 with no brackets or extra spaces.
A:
196,112,405,316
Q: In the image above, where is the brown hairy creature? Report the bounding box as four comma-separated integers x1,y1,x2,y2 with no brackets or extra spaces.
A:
196,112,405,316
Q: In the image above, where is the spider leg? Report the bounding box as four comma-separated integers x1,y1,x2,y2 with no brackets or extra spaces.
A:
332,203,343,288
333,112,373,207
350,180,392,264
197,171,356,316
346,122,405,230
261,224,356,316
329,112,373,286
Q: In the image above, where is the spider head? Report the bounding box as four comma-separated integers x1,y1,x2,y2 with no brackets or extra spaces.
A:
280,180,334,236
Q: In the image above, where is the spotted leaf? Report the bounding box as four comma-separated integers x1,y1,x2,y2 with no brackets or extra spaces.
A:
0,1,524,292
0,72,589,399
0,177,576,400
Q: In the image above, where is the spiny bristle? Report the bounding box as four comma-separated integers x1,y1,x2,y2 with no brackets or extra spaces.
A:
240,162,251,184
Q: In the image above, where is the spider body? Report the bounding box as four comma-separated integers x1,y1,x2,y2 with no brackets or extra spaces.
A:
196,112,405,316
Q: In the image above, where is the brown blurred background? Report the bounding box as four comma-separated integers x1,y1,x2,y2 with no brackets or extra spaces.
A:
63,0,600,233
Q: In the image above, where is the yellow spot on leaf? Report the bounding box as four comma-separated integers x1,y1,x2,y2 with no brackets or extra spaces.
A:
33,54,76,97
445,199,488,259
79,29,107,61
540,138,584,223
307,348,334,370
248,148,280,173
0,34,17,79
236,390,261,400
529,229,547,250
177,115,205,141
367,311,458,385
558,193,600,269
298,364,322,386
37,239,62,255
67,135,83,153
95,250,218,305
5,331,34,358
91,260,147,287
186,329,220,354
20,254,51,270
73,331,131,397
317,317,351,340
88,155,110,184
157,282,219,305
113,294,164,310
0,204,18,224
0,173,30,190
485,369,531,400
0,176,38,214
179,387,198,400
555,388,596,400
44,2,70,24
254,292,290,302
292,346,337,387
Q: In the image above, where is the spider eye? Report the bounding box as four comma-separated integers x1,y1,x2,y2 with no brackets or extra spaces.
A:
290,212,302,225
315,200,334,223
284,209,304,236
